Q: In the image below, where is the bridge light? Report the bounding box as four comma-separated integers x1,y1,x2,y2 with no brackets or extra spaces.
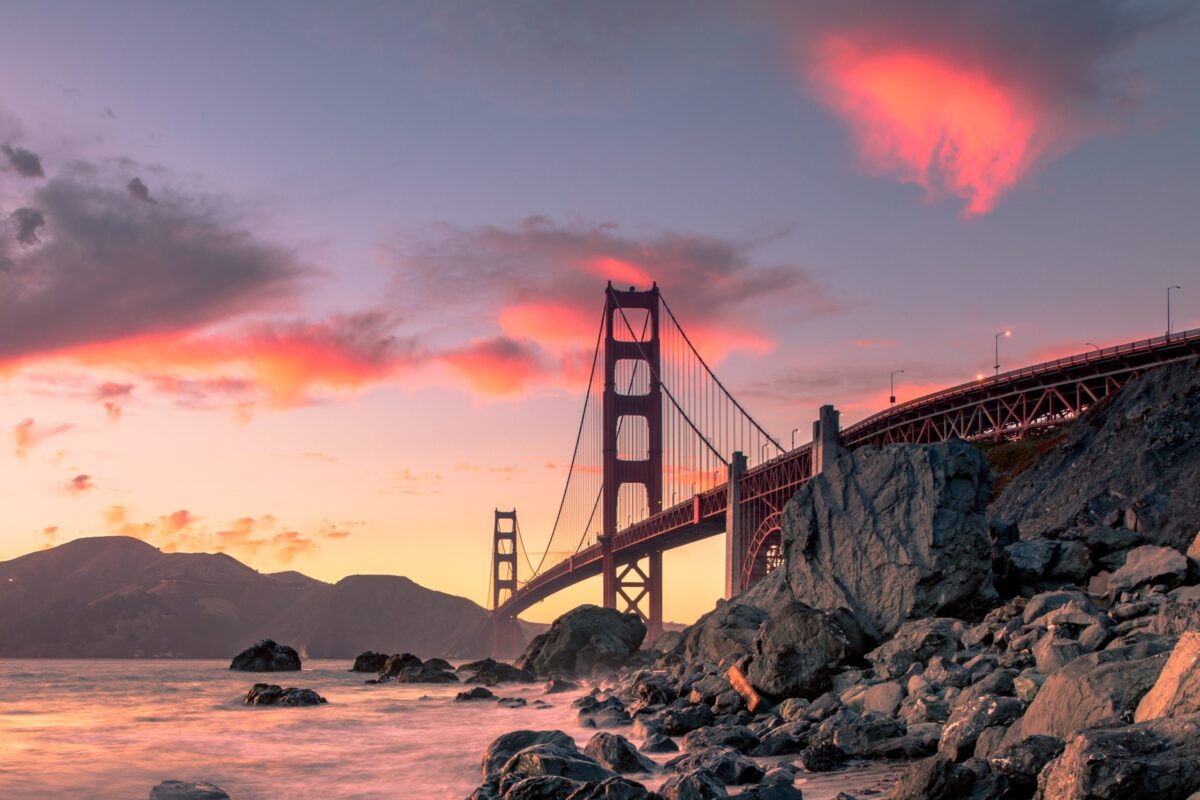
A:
976,372,985,381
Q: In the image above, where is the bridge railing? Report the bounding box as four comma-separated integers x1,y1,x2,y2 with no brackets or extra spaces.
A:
843,326,1200,442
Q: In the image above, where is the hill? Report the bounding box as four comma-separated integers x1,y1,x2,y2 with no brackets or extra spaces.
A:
0,536,495,659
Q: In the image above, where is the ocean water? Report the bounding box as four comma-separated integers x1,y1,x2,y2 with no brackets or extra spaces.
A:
0,660,901,799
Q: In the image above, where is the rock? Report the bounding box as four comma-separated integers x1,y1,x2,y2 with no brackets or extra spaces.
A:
500,697,529,708
1033,633,1087,674
1110,545,1189,594
1005,539,1058,583
517,606,646,678
1020,644,1172,738
899,696,950,725
393,665,459,684
665,745,763,785
1037,715,1200,799
794,742,846,772
424,657,453,671
457,687,497,702
481,730,578,786
243,683,326,706
659,769,728,799
658,705,716,736
737,783,803,800
641,733,679,753
1023,591,1092,626
925,656,972,689
868,618,962,679
566,776,660,799
780,441,995,641
378,652,423,678
746,602,862,700
547,676,580,694
459,657,537,684
813,709,905,757
1013,671,1044,704
501,742,617,785
504,775,581,799
682,725,759,753
753,721,812,756
990,359,1200,551
583,733,656,774
938,694,1025,761
1137,631,1200,722
857,681,906,716
350,651,388,672
149,781,231,800
986,734,1063,796
675,602,768,666
888,756,977,800
228,639,300,671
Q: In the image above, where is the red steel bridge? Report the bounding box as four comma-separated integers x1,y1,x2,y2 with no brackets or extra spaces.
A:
488,283,1200,648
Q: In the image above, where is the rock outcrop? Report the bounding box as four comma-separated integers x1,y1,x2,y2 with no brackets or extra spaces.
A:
243,683,327,706
515,605,646,677
350,651,388,672
779,440,996,640
1136,632,1200,722
229,639,300,671
149,782,231,800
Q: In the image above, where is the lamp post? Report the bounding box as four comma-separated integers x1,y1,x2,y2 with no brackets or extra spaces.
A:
1086,342,1100,351
1168,286,1182,339
790,428,799,449
889,370,905,406
994,330,1011,376
761,442,771,463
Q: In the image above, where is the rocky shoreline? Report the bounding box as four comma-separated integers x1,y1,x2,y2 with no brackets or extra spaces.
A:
155,357,1200,800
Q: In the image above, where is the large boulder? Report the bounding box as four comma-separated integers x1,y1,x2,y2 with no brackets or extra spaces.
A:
229,639,300,671
516,606,646,678
938,693,1026,761
990,358,1200,551
745,602,863,700
583,733,656,774
1137,632,1200,722
350,651,388,673
780,441,995,640
1108,545,1189,594
1037,715,1200,799
459,657,537,684
481,730,578,786
1019,644,1171,739
867,618,962,679
674,602,767,667
500,742,616,786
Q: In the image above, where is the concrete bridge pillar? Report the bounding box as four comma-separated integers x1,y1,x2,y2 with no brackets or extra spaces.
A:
724,450,748,599
811,404,841,478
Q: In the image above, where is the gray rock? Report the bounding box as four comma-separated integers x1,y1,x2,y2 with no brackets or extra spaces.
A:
794,742,846,772
868,618,962,679
858,681,906,716
350,651,388,672
658,705,715,736
1005,539,1058,582
503,775,581,799
812,709,905,757
584,733,656,774
243,683,326,706
1033,633,1086,674
990,359,1200,551
481,730,577,785
674,602,767,667
641,733,679,753
681,725,759,753
746,602,862,700
456,687,497,702
228,639,300,672
737,783,803,800
565,776,660,800
659,769,728,799
925,656,972,689
1109,545,1189,594
986,734,1063,796
665,745,763,785
938,694,1025,762
149,782,230,800
888,756,977,800
459,657,537,685
1023,591,1091,626
752,721,812,756
780,441,996,641
501,742,616,785
1019,645,1171,738
1037,714,1200,799
517,606,646,678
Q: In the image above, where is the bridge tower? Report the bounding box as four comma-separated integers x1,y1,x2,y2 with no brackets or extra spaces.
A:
601,283,664,640
489,509,523,657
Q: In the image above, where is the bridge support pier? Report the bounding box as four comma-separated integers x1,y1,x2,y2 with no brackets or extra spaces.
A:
811,404,841,477
724,450,748,600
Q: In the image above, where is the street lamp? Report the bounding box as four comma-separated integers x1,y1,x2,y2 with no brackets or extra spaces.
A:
889,370,905,406
1168,286,1182,339
1086,342,1100,352
994,330,1011,376
761,442,771,463
790,428,800,449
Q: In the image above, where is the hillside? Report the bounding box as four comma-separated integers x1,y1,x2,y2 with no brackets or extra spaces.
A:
0,536,497,659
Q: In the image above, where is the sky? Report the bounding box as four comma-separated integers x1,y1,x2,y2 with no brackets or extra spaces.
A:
1,0,1198,624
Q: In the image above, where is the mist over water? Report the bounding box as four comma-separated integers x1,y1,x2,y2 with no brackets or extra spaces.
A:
0,660,899,799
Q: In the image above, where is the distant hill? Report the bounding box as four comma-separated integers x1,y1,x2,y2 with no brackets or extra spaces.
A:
0,536,498,659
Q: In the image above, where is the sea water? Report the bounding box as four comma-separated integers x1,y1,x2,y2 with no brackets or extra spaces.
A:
0,660,901,799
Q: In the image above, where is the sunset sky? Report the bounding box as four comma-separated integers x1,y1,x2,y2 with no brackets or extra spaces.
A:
1,1,1198,624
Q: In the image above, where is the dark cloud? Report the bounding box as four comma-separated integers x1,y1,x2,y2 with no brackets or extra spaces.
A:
396,216,836,324
10,207,45,246
126,177,154,203
66,474,95,494
0,167,305,362
2,144,44,178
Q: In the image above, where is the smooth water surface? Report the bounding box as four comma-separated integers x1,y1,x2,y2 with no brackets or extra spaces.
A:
0,660,900,799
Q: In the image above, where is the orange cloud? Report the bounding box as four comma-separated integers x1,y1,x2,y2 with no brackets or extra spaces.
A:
499,303,597,347
13,418,73,458
808,38,1048,215
441,336,549,397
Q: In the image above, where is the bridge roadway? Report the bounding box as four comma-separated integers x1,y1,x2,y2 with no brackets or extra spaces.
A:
495,327,1200,621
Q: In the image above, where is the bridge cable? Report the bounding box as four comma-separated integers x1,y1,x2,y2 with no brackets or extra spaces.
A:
659,294,784,453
